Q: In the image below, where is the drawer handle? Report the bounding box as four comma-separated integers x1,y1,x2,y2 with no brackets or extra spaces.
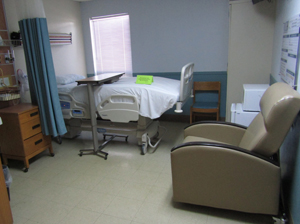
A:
35,139,43,145
30,112,38,117
32,124,40,130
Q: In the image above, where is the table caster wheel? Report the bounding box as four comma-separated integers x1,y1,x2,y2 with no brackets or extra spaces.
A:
50,153,55,157
79,153,83,157
23,168,28,172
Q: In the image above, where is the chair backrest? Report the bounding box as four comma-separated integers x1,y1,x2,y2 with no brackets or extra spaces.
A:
193,81,221,105
239,82,300,157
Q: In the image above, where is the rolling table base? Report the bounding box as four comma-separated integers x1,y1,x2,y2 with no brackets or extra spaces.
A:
79,133,128,160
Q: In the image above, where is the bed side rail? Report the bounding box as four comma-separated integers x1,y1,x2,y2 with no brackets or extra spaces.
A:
97,95,139,123
59,92,90,119
176,62,194,113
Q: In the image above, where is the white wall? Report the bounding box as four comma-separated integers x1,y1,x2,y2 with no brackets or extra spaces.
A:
271,0,300,93
80,0,229,75
3,0,86,77
226,0,276,121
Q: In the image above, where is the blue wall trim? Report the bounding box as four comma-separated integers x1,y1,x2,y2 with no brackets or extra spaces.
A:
280,114,300,224
270,73,300,224
270,74,277,85
87,73,94,78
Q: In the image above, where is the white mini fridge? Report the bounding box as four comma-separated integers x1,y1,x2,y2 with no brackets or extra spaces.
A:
242,84,269,111
230,84,269,127
231,103,259,127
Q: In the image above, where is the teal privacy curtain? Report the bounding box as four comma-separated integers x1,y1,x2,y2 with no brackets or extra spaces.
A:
19,18,67,137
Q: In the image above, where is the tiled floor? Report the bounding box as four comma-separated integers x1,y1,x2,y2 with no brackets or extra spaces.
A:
6,121,279,224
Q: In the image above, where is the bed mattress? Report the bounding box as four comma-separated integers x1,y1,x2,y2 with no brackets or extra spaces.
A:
57,76,180,119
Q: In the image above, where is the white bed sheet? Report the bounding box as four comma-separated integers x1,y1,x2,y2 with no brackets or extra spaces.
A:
58,76,180,119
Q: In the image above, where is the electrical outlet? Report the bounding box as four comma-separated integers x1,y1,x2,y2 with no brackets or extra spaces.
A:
0,77,10,86
3,77,10,86
5,54,9,63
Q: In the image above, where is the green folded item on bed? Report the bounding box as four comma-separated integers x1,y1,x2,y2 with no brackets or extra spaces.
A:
136,75,153,85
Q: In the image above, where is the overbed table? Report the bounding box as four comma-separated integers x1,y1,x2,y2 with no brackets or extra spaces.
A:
76,73,124,159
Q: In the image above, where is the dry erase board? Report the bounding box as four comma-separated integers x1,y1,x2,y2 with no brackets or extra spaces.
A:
279,14,300,88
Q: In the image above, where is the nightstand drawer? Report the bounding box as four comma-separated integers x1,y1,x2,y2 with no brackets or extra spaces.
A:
24,133,51,156
21,118,42,140
19,108,40,124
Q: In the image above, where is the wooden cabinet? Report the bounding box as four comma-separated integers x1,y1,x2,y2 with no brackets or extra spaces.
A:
0,104,54,172
0,159,13,224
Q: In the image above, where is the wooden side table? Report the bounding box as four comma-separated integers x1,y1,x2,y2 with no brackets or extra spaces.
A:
0,104,54,172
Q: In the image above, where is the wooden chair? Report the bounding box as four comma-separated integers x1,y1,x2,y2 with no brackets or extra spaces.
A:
190,81,221,123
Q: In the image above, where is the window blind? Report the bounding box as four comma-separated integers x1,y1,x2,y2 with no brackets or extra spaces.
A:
90,14,132,76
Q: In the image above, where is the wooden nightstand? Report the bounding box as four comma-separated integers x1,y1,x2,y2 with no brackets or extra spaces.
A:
0,104,54,172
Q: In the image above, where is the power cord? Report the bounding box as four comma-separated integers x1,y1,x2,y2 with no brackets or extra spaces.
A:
146,125,167,154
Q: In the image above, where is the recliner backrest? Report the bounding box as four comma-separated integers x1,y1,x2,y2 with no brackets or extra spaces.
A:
239,82,300,157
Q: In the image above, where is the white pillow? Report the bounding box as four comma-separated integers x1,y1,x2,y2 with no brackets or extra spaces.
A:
56,74,85,85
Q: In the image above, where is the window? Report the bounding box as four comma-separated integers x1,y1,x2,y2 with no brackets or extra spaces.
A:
90,13,132,76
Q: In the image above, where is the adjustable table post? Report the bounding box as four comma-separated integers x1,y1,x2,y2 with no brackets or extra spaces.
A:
76,73,124,159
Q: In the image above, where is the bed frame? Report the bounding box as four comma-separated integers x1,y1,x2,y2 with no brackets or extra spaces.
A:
59,63,194,155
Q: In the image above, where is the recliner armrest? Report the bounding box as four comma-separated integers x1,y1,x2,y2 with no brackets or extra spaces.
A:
184,121,247,146
170,142,280,215
171,141,278,165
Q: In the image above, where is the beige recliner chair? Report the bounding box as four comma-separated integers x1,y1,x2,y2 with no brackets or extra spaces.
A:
171,82,300,215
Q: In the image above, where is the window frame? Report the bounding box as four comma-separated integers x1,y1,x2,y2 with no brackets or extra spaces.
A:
89,13,133,77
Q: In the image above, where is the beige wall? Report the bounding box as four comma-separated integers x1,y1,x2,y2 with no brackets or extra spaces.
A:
3,0,86,77
226,0,276,121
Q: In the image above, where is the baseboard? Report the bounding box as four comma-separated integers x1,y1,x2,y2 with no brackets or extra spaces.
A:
288,212,294,224
283,202,294,224
277,207,293,224
159,114,190,123
159,114,225,123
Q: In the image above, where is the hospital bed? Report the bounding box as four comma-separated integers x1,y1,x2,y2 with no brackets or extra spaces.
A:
58,63,194,155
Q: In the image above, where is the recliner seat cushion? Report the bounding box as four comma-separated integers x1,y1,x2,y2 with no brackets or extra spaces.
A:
183,136,225,145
